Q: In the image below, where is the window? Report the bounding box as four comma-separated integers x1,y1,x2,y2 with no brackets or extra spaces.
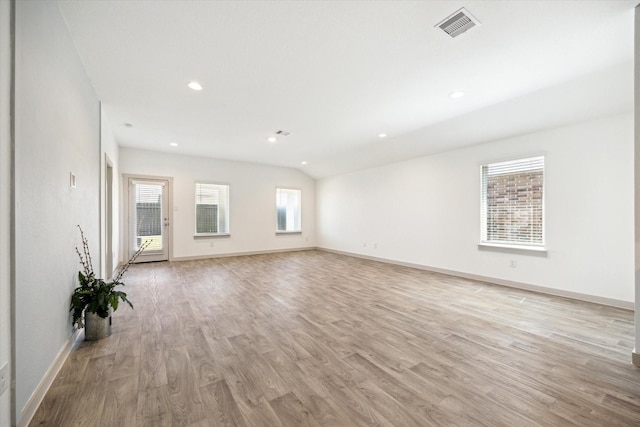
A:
276,188,301,232
195,183,229,235
481,156,544,248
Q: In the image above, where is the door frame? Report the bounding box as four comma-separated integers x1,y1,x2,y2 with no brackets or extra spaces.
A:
122,174,173,263
104,154,114,277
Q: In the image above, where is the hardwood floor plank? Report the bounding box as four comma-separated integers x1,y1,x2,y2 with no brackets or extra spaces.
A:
139,338,168,390
165,346,209,426
296,358,396,426
238,397,284,427
262,349,350,426
269,391,321,427
99,374,139,427
136,385,172,427
28,383,77,426
354,380,425,427
200,379,247,427
186,328,223,388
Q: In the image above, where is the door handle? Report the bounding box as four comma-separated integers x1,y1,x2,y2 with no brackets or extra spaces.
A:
164,217,169,227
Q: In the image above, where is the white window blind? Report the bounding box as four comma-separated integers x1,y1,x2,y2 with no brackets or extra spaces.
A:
195,183,229,235
276,188,301,232
481,156,544,247
130,181,164,251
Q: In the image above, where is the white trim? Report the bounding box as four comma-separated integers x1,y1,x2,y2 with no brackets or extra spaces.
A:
171,246,315,262
478,243,547,253
480,154,546,248
123,174,173,263
193,233,230,238
317,247,633,311
194,182,230,236
276,187,302,233
17,329,83,427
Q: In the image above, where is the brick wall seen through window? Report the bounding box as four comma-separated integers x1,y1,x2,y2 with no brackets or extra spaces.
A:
481,156,544,247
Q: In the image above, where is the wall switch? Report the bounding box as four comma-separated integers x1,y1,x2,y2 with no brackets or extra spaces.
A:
0,362,8,396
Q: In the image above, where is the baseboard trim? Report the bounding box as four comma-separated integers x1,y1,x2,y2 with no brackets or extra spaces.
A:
171,246,316,262
318,247,634,311
17,329,83,427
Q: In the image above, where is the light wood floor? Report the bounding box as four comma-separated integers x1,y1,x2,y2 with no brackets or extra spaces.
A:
31,250,640,426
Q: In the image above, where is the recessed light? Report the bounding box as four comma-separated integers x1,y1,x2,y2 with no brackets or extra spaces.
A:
169,142,178,147
188,81,203,91
449,91,465,99
301,161,307,165
378,133,387,138
124,123,133,128
268,137,277,143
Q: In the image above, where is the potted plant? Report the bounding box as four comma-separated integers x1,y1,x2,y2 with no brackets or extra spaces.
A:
70,225,148,340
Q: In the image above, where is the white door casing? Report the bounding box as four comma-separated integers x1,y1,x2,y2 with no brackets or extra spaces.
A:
125,175,171,263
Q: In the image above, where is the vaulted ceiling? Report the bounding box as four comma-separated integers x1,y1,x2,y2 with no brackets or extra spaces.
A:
57,0,636,178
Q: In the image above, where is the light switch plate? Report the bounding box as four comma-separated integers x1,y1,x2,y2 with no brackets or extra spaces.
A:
0,362,8,396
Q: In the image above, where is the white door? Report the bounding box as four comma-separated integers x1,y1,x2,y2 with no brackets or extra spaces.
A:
128,177,170,262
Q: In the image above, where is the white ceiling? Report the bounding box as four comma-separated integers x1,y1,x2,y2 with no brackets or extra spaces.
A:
57,0,636,178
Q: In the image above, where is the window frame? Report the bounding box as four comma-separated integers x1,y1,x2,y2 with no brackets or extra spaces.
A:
194,182,230,237
479,155,545,251
275,187,302,234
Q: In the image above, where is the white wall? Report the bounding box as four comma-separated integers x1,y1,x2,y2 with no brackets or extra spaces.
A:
100,107,120,278
0,0,13,424
120,148,316,260
15,0,100,420
318,113,634,304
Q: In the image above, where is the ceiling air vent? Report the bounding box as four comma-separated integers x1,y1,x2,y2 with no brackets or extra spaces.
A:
275,130,291,136
436,8,480,38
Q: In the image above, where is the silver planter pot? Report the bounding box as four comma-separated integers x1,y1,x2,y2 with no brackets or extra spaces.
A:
84,310,112,341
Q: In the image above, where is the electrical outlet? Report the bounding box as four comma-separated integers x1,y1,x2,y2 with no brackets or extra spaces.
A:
0,362,8,396
510,260,517,268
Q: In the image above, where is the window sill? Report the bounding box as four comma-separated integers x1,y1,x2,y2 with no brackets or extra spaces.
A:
194,233,230,238
478,242,547,254
276,231,302,235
